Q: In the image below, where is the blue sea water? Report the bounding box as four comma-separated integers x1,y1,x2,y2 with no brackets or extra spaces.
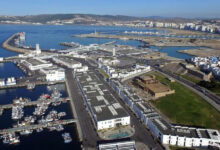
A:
0,24,198,149
150,46,197,60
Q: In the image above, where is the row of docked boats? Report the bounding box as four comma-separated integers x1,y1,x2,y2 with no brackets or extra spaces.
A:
0,90,73,145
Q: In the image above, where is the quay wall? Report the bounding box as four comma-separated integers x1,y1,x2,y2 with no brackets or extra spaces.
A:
0,80,65,90
65,77,83,142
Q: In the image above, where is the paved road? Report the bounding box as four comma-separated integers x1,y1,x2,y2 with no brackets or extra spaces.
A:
65,69,101,149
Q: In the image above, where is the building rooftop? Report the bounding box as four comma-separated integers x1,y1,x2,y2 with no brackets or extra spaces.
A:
25,58,48,66
146,82,172,93
76,71,129,121
54,56,81,65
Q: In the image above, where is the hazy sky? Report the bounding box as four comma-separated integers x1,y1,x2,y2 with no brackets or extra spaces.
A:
0,0,220,18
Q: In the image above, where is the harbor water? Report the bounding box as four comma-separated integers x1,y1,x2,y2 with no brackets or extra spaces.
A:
1,24,196,59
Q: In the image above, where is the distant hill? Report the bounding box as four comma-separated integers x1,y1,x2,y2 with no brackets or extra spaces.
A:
0,14,145,24
0,13,216,24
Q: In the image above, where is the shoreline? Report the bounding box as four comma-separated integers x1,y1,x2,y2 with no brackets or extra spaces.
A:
178,48,220,57
2,33,28,54
73,33,220,50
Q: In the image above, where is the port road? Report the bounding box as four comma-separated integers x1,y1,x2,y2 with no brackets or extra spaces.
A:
65,69,101,149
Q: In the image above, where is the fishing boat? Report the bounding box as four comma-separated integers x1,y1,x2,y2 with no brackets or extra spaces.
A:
27,83,35,90
62,133,72,143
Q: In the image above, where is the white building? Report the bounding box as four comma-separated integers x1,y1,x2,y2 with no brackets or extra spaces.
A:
148,119,220,148
6,77,16,86
108,79,220,149
52,56,82,69
74,66,88,72
35,44,41,54
21,58,53,71
99,141,136,150
41,67,65,82
101,64,151,81
0,57,3,62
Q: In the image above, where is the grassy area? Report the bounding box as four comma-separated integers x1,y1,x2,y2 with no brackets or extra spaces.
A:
198,80,220,96
180,74,201,84
151,72,220,130
173,73,200,84
98,68,110,78
170,146,195,150
174,73,220,95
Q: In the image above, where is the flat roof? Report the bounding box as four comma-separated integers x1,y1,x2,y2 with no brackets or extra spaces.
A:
55,56,81,65
146,82,172,93
25,58,46,66
76,71,129,121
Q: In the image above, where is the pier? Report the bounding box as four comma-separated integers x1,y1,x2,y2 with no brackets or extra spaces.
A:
0,97,70,116
2,33,59,54
0,97,69,110
0,119,76,135
0,80,65,90
2,33,28,54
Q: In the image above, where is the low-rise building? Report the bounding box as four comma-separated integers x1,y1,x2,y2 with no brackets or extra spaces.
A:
52,56,82,69
21,58,52,71
75,71,130,130
108,79,220,149
40,67,65,82
133,76,175,99
99,141,136,150
6,77,16,86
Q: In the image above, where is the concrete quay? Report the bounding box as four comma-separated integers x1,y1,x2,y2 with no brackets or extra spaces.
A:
1,33,58,54
65,74,83,142
73,33,220,50
65,69,101,149
0,119,76,135
0,80,65,90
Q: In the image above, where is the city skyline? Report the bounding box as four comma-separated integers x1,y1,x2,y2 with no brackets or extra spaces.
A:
0,0,220,18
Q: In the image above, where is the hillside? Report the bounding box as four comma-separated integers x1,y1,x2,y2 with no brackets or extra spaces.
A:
0,14,143,24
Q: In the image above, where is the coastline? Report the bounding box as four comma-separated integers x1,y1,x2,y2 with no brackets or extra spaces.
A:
178,49,220,57
73,33,220,50
2,33,28,54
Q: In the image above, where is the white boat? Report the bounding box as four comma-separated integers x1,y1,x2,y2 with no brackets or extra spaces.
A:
62,133,72,143
20,129,33,135
36,128,43,133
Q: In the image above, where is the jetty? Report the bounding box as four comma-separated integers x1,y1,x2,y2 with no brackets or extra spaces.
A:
0,119,76,135
0,80,65,90
2,33,58,54
2,33,29,54
0,97,70,116
0,97,69,110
